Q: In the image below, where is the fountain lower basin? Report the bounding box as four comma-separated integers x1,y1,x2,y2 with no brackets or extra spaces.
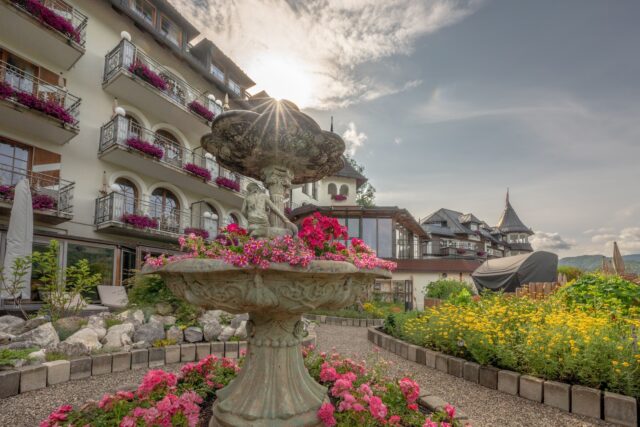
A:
148,258,390,427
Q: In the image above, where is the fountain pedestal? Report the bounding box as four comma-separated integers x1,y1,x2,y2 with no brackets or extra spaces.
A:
151,259,389,427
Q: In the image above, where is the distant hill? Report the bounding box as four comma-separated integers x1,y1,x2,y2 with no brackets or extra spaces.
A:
559,254,640,274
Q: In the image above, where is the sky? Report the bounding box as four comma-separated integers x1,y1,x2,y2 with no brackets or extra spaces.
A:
169,0,640,257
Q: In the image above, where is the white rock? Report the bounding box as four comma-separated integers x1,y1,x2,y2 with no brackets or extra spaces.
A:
203,321,223,342
12,322,59,349
166,326,184,343
28,349,46,363
116,309,144,325
149,315,176,326
102,323,135,348
198,310,223,325
0,331,14,345
217,326,236,342
234,320,248,340
184,326,203,343
0,315,25,332
86,316,107,340
64,328,102,352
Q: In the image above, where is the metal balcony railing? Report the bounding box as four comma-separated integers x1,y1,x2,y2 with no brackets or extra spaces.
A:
0,164,74,216
99,115,258,194
95,192,190,235
103,39,220,120
9,0,88,47
0,59,81,127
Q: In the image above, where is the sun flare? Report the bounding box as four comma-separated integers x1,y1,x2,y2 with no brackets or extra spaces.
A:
247,54,315,108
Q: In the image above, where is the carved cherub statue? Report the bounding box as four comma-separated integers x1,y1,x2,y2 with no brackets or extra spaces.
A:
241,183,298,238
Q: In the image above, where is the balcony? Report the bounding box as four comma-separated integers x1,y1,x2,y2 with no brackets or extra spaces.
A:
99,115,253,206
95,192,190,242
509,242,533,252
0,0,87,70
103,40,216,135
0,165,74,224
0,60,80,144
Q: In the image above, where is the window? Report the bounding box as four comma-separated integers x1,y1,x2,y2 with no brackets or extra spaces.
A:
347,218,360,239
228,79,241,96
0,139,30,185
226,213,239,227
328,183,337,196
114,178,138,215
339,184,349,196
302,183,311,196
67,243,116,301
125,114,142,139
312,182,318,199
131,0,155,25
154,129,181,167
378,218,392,258
210,64,225,82
202,203,219,237
362,218,377,252
150,188,180,232
160,15,181,46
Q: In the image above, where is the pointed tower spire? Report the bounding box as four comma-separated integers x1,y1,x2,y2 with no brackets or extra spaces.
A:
330,116,334,133
506,188,510,205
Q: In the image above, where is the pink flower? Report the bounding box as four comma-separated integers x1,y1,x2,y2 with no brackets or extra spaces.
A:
317,402,336,427
445,403,456,420
368,396,387,421
399,377,420,404
389,415,402,425
423,419,438,427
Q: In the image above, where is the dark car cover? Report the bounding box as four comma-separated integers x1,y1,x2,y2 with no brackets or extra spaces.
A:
472,251,558,292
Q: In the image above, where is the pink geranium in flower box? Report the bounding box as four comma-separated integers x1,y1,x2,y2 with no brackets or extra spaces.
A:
20,0,81,43
187,101,215,121
184,163,212,181
32,194,56,210
126,137,164,159
332,194,347,201
128,61,168,91
0,185,15,201
184,227,209,239
121,213,159,230
215,176,241,192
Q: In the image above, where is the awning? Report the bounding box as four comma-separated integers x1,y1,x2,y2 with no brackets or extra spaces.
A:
472,251,558,292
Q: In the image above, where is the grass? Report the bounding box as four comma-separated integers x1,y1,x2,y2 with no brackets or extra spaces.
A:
0,348,38,366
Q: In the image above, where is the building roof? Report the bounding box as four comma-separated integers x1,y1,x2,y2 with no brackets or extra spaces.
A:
459,213,481,224
190,39,255,88
110,0,200,41
496,191,533,235
395,258,483,273
332,158,367,188
420,208,473,236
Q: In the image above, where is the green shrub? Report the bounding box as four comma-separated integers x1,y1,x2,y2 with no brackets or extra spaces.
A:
104,317,123,329
0,348,38,366
45,351,69,362
152,338,176,348
557,265,583,281
559,273,640,314
425,279,473,300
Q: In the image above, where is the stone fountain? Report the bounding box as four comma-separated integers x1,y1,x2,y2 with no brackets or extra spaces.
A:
150,98,390,426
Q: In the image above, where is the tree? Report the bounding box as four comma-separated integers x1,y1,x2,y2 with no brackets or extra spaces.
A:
345,156,376,207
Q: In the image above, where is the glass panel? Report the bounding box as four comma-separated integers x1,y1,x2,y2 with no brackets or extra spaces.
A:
161,16,180,45
30,241,56,302
210,64,225,81
377,218,392,258
362,218,376,252
347,218,360,238
228,79,241,95
121,249,137,286
67,243,115,301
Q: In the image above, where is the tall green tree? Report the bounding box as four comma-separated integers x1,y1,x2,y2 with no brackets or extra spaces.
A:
345,156,376,207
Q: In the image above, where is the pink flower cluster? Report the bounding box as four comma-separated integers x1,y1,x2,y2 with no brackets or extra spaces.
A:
129,61,168,91
183,227,209,239
32,194,56,210
215,176,241,192
121,213,159,229
20,0,81,43
188,100,215,121
0,185,15,200
184,163,212,181
40,405,72,426
298,212,348,255
126,137,164,159
0,82,75,124
332,194,348,201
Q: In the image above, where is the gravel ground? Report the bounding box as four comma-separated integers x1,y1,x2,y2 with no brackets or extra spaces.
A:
0,325,618,427
315,325,616,427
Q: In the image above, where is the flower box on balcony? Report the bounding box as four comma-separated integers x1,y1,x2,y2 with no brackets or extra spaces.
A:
19,0,81,43
32,194,56,210
215,176,240,192
456,248,466,255
332,194,347,201
128,61,168,91
184,227,209,239
0,82,75,124
184,163,212,181
187,101,215,121
125,137,164,159
477,251,486,257
0,185,15,201
121,213,158,230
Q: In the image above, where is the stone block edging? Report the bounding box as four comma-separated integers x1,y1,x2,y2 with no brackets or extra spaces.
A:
0,334,317,398
303,314,383,327
367,327,638,427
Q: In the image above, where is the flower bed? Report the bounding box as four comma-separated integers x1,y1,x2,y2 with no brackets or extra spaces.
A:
183,227,210,239
0,82,75,124
187,101,215,121
128,61,168,91
41,349,464,427
332,194,347,201
214,176,240,192
19,0,81,43
184,163,212,181
121,213,159,230
387,275,640,398
146,214,396,272
126,137,164,159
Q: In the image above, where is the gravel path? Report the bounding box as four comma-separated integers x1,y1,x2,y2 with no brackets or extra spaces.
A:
315,324,616,427
0,325,618,427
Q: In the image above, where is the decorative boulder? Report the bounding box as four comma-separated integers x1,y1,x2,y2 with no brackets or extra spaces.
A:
149,315,176,326
0,315,25,332
116,309,144,326
55,341,92,357
155,303,174,316
102,323,135,349
184,326,203,343
12,322,59,349
198,310,224,325
217,326,236,342
7,316,48,336
203,320,223,342
53,316,85,340
166,326,184,343
230,313,249,329
63,328,102,354
28,349,46,363
234,321,248,340
133,322,165,347
0,332,14,345
86,316,107,340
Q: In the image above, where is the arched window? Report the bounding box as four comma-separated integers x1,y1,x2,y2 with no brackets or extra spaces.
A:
339,184,349,196
226,213,239,227
150,187,180,232
328,183,337,196
202,203,219,237
154,129,182,167
115,178,138,214
125,114,142,138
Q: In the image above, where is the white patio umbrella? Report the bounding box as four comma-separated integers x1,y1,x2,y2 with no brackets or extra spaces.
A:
612,241,626,275
2,179,33,299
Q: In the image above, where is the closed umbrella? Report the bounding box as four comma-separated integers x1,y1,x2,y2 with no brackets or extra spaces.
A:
2,179,33,299
612,241,625,275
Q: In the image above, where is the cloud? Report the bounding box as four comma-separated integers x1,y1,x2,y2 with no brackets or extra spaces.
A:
168,0,482,108
531,231,574,252
584,227,615,235
393,137,402,145
342,122,368,156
